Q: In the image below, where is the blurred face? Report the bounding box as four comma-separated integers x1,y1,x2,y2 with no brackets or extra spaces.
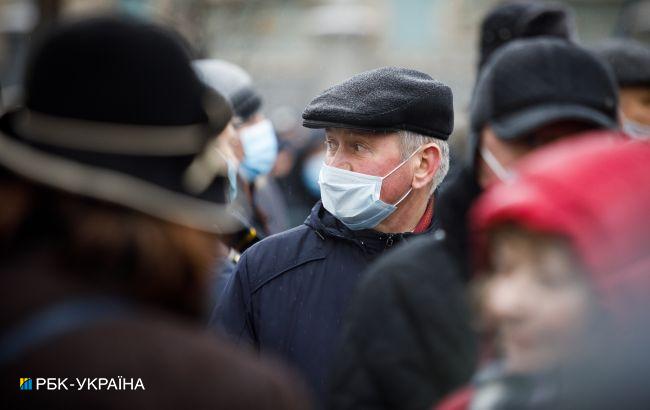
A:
324,128,414,204
478,122,596,188
480,227,594,373
619,87,650,126
216,122,243,162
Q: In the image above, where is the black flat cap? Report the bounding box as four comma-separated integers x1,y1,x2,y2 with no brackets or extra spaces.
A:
593,39,650,88
471,38,618,141
302,66,453,140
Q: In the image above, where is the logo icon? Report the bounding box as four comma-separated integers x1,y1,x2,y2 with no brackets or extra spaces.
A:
20,378,32,390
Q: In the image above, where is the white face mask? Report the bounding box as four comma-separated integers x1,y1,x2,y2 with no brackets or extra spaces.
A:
480,147,514,182
318,150,417,230
622,117,650,140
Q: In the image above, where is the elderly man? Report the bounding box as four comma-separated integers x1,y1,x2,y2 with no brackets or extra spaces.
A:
213,67,453,402
328,38,620,410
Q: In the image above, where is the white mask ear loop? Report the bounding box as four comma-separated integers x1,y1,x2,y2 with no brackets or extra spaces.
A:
382,147,421,180
480,147,514,182
392,186,413,207
383,147,421,206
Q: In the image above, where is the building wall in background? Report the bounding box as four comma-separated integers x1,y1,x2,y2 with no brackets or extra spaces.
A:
1,0,645,144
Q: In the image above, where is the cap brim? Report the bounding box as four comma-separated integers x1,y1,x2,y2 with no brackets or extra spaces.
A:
492,103,617,141
302,119,401,134
302,119,450,139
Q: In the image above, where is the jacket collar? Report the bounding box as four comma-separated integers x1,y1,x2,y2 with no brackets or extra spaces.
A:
304,201,437,255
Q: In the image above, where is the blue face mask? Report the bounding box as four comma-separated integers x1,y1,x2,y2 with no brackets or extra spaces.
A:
318,150,417,230
302,152,324,198
239,119,278,182
226,158,239,201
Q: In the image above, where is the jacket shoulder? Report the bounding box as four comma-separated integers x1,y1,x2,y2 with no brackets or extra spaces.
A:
239,224,328,292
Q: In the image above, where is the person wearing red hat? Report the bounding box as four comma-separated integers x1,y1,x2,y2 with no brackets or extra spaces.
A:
437,134,650,410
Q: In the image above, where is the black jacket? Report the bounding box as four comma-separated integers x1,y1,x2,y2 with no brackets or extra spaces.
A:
327,166,481,410
212,201,434,403
433,164,483,282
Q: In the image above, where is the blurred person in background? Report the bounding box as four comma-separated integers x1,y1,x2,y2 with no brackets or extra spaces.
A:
193,59,289,238
476,0,575,71
594,38,650,139
438,134,648,410
214,66,453,405
0,17,309,410
445,0,575,188
327,38,618,410
277,128,327,226
194,59,284,305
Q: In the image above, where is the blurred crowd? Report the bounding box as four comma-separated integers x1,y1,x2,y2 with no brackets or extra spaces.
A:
1,1,650,409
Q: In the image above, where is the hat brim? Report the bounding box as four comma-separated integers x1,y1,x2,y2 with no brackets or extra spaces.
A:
492,103,618,141
0,112,245,234
302,119,450,140
303,119,401,133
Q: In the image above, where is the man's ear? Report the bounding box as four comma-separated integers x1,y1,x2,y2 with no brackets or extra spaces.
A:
412,143,440,190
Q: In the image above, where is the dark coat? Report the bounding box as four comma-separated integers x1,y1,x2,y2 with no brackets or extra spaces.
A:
432,165,483,283
1,253,310,410
327,166,481,410
212,201,434,403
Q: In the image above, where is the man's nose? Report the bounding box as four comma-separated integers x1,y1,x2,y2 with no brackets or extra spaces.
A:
328,152,353,171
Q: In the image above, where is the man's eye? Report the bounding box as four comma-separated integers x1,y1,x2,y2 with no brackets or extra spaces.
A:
353,143,366,152
325,140,337,150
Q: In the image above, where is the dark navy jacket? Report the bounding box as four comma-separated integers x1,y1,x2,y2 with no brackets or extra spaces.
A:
212,201,435,403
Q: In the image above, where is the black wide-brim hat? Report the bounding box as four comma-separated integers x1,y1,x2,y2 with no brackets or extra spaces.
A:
0,16,243,234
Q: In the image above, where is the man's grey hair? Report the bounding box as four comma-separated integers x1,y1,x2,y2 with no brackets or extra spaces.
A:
398,130,449,195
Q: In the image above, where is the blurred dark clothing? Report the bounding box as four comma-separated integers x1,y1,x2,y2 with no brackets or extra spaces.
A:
433,165,483,282
327,166,480,410
212,201,435,405
210,177,289,313
209,258,237,311
439,322,650,410
328,234,477,410
556,319,650,410
1,250,310,410
436,363,558,410
253,176,290,235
